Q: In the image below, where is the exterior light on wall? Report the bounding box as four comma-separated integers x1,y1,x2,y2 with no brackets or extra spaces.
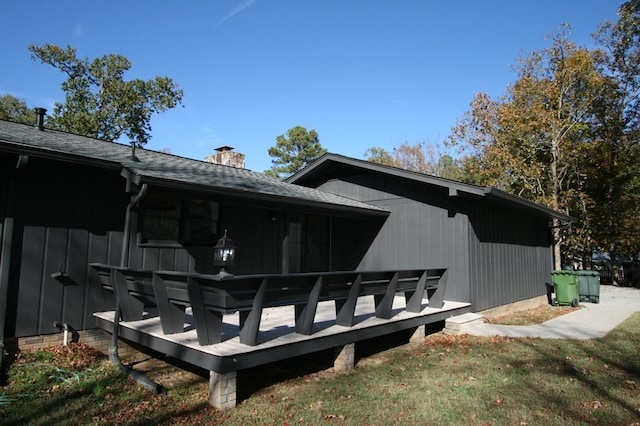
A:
213,229,236,278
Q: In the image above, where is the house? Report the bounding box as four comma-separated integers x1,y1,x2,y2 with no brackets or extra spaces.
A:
0,119,388,350
287,153,573,312
1,118,571,407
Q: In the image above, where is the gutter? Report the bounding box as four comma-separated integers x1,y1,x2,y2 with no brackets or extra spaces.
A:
0,155,28,372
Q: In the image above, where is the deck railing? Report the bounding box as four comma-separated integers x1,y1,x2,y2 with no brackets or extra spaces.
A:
90,264,448,347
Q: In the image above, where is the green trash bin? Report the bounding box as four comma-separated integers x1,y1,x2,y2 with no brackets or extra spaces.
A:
550,271,580,307
575,270,600,303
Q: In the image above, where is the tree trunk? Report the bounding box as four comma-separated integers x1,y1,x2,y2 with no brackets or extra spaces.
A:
553,220,562,270
607,134,617,282
551,136,563,270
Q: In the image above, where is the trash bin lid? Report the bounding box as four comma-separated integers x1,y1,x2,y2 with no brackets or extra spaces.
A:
573,270,600,276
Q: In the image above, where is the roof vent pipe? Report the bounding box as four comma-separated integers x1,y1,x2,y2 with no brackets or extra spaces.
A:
34,107,47,130
129,142,140,162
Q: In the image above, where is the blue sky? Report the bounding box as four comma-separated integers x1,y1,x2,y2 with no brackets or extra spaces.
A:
2,1,620,172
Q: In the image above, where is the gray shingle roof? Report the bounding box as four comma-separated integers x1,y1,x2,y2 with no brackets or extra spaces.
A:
0,120,388,215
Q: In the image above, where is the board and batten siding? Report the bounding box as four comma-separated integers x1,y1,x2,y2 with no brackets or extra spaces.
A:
467,200,554,311
315,172,555,311
9,158,127,337
129,203,283,276
317,175,472,304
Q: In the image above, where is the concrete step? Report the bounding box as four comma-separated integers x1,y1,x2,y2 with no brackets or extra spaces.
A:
443,312,485,335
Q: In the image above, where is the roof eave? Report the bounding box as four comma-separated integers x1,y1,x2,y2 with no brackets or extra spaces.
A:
290,153,574,222
0,139,121,170
289,153,486,195
130,172,390,217
483,188,576,222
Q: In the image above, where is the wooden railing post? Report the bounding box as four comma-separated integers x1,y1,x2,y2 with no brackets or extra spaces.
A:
374,272,399,319
428,269,448,308
152,273,186,334
335,274,361,327
239,278,267,345
187,277,223,345
112,269,144,321
295,276,323,335
405,270,428,312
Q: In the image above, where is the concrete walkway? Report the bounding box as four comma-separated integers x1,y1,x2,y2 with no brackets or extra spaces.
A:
465,285,640,339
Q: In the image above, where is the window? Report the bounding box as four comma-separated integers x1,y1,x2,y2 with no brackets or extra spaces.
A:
140,195,219,246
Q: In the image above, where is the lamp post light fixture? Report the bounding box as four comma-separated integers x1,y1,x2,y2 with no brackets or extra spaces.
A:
213,229,236,278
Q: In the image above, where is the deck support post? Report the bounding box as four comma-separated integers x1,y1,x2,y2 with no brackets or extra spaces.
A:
408,324,426,346
209,370,237,409
334,343,356,371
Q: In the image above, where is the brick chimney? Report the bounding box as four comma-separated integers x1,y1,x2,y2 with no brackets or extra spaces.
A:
205,146,245,168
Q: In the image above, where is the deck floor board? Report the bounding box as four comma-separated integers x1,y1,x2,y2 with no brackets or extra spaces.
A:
95,295,471,372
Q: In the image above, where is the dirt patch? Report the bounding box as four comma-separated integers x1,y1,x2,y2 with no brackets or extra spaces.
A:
484,304,581,326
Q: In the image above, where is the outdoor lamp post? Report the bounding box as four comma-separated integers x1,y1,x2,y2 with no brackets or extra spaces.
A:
213,230,236,278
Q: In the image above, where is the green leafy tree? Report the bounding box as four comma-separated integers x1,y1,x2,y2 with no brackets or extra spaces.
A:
450,27,606,268
365,140,463,179
265,126,326,179
28,44,183,146
449,4,640,269
364,147,398,167
436,154,464,181
0,94,36,124
392,141,432,174
591,0,640,261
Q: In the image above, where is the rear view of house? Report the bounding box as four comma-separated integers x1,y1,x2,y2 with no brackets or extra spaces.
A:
1,119,570,408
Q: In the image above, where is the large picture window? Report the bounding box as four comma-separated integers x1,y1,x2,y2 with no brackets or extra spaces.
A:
140,195,219,246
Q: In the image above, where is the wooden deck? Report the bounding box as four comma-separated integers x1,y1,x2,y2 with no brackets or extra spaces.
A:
94,295,471,374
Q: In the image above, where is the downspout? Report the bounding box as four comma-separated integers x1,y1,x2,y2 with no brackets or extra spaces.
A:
0,155,28,371
108,182,164,394
120,182,147,268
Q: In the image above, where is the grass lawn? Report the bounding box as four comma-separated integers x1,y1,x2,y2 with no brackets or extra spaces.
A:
1,312,639,425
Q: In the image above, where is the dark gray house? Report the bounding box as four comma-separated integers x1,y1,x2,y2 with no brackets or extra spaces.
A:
0,119,387,347
1,119,569,360
1,119,575,408
288,154,572,312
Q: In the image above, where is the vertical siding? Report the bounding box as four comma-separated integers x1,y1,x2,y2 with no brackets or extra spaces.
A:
318,176,471,303
41,227,67,332
220,205,282,275
317,173,553,310
467,201,553,311
66,229,89,327
16,226,46,335
11,158,127,337
132,203,282,276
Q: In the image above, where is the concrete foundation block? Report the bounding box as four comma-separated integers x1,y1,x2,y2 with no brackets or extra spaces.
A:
443,313,485,335
334,343,355,371
408,324,427,346
209,371,237,409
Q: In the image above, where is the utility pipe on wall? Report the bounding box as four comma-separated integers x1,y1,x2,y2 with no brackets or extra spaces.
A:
53,322,71,346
